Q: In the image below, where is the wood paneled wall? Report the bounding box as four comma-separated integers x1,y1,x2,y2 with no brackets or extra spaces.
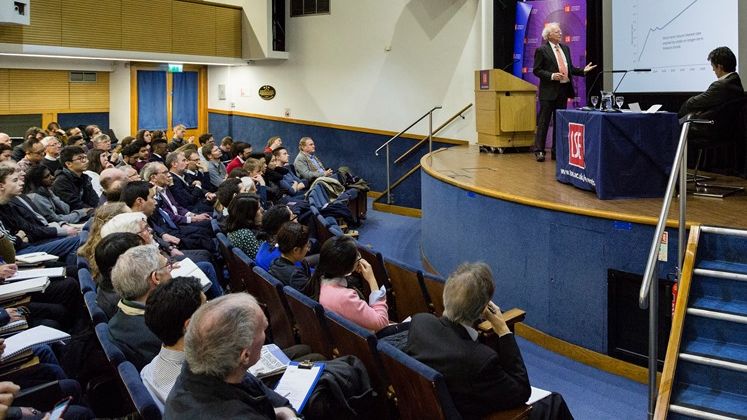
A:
0,0,242,58
0,69,110,114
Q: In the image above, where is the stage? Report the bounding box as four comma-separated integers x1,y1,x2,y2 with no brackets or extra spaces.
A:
419,145,747,355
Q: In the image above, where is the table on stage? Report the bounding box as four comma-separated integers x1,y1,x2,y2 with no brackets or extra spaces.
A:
555,109,680,200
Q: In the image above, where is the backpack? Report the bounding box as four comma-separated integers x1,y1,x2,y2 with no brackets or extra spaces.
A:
303,355,376,420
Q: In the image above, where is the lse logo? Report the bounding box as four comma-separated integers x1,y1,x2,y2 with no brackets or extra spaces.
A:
568,123,585,169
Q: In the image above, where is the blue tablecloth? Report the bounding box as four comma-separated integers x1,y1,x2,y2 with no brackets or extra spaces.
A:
555,110,680,200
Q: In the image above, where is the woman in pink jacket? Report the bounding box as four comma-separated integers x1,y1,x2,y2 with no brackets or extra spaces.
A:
304,236,389,332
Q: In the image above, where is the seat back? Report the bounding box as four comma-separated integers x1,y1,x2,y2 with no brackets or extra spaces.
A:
283,286,333,358
252,266,297,349
117,361,162,420
77,255,90,271
376,341,459,420
84,290,108,325
311,205,336,245
383,258,430,321
217,233,244,292
232,248,260,297
95,323,126,368
325,310,391,416
210,219,222,235
420,273,446,316
357,244,396,320
78,267,97,294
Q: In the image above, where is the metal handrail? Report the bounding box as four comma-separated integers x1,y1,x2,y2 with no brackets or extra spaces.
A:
394,103,472,164
637,115,713,419
375,106,442,155
375,106,442,204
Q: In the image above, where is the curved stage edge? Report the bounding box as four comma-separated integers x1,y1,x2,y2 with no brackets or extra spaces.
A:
419,145,747,356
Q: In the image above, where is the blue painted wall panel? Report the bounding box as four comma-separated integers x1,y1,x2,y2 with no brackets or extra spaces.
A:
422,172,679,352
57,112,110,132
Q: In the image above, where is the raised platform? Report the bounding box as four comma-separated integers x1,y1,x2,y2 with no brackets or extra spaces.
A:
420,145,747,354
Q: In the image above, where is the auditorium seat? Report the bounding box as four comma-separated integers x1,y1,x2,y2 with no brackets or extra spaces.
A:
84,290,108,326
419,273,446,316
377,341,531,420
382,257,430,321
210,218,221,235
283,286,334,358
356,243,397,320
94,323,126,368
217,233,244,293
232,247,261,297
77,255,90,271
78,267,96,294
118,361,162,420
310,204,339,245
252,266,298,349
325,309,393,418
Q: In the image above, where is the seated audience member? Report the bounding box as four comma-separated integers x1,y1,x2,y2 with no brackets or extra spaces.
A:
164,293,297,419
256,205,296,270
168,124,192,152
305,236,389,332
24,165,91,224
293,137,333,182
149,138,168,163
122,181,217,255
102,209,222,299
16,137,44,179
264,136,283,154
0,162,80,267
118,135,136,150
273,147,306,196
213,178,242,222
85,124,102,142
94,232,145,318
78,202,131,279
404,263,536,418
142,276,206,412
196,133,215,162
225,141,252,175
122,139,150,173
183,149,216,193
98,167,128,205
167,151,217,213
143,162,211,227
242,158,269,204
11,127,42,161
0,132,10,146
0,144,12,163
52,146,99,210
84,148,113,197
224,193,264,259
137,129,153,149
66,134,87,149
218,136,234,164
39,136,63,175
108,244,170,370
269,222,311,291
92,133,122,165
203,143,227,190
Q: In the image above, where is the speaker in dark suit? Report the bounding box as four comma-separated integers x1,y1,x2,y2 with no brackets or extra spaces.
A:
532,23,595,162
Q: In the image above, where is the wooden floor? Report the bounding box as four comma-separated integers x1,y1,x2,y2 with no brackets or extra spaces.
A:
421,145,747,229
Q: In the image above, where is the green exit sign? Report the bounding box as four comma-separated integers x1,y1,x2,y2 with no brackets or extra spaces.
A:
167,64,183,73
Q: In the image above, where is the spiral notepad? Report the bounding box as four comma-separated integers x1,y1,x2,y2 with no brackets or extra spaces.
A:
1,326,70,362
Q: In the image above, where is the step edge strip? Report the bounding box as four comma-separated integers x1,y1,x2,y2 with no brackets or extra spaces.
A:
687,308,747,325
694,269,747,282
669,404,741,420
679,352,747,373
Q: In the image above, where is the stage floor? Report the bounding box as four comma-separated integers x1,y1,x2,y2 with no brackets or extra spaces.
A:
423,145,747,230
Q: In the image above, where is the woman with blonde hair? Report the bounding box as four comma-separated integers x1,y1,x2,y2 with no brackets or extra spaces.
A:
77,201,130,279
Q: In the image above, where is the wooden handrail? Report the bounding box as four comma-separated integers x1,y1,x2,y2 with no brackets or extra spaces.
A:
653,225,701,419
394,103,473,164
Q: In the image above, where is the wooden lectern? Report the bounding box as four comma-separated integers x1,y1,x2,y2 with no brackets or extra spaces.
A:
474,69,537,148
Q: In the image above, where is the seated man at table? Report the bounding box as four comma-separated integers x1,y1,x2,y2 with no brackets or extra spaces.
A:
678,46,744,120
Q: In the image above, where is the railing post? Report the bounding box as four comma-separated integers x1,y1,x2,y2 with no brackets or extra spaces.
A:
678,145,687,271
428,110,433,154
648,266,658,420
386,144,391,204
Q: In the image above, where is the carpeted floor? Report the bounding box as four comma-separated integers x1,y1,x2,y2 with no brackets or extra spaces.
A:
358,200,648,419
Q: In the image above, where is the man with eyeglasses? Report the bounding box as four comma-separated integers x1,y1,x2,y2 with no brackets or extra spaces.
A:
108,244,172,370
39,136,63,175
52,146,99,210
16,138,44,180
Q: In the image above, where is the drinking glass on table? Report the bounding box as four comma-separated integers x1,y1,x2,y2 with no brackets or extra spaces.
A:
615,95,625,109
590,96,599,109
